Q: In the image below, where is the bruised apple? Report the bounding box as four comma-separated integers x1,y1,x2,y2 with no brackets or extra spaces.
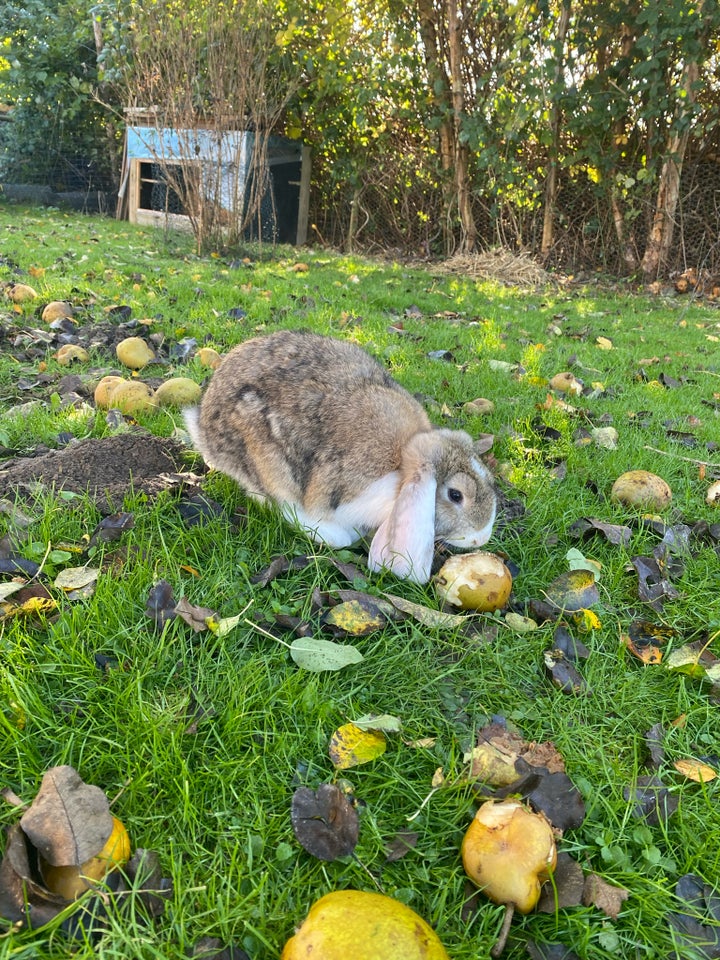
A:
435,551,512,611
610,470,671,510
281,890,450,960
461,799,556,914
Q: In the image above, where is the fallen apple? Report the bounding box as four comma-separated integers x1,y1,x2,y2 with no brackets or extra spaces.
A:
4,282,38,303
707,480,720,506
611,470,672,510
281,890,450,960
196,347,223,370
106,380,156,414
461,799,556,914
435,551,512,611
116,336,156,370
153,377,202,407
42,300,74,323
94,375,126,409
549,371,583,395
40,815,131,900
55,344,89,366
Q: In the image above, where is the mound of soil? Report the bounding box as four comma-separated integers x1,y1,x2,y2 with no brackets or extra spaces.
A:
0,432,194,512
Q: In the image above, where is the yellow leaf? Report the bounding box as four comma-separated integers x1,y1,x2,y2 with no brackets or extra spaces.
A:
328,723,386,769
1,596,57,621
571,608,602,632
673,759,717,783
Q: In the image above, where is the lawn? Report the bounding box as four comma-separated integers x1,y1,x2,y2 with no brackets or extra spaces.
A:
0,202,719,960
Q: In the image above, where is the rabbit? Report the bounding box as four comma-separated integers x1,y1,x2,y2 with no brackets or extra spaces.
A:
184,330,497,584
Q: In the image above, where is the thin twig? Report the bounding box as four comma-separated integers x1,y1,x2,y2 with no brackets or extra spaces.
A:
643,445,719,468
490,902,515,958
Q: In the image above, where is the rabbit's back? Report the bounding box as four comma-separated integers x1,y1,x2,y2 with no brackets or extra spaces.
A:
187,331,432,511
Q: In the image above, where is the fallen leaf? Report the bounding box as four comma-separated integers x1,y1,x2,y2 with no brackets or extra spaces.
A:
582,873,630,919
54,567,100,593
631,555,680,612
382,593,468,629
249,555,310,587
320,598,388,636
543,569,599,612
174,597,217,633
645,723,666,769
526,942,580,960
19,766,113,867
145,580,176,630
565,547,602,579
205,612,243,638
87,512,135,546
567,517,632,546
290,783,359,861
666,640,720,684
624,774,679,825
190,937,250,960
673,759,717,783
0,823,67,927
623,620,675,664
504,611,538,632
526,767,587,831
537,852,585,911
352,713,403,734
385,830,418,862
669,874,720,958
289,637,364,672
328,723,387,769
0,583,56,622
544,649,590,694
0,581,26,602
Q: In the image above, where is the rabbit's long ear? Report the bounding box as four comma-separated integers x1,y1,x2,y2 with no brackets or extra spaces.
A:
368,471,437,584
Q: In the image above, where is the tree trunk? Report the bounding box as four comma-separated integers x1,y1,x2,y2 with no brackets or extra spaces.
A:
541,0,571,259
417,0,457,255
640,60,699,279
447,0,476,252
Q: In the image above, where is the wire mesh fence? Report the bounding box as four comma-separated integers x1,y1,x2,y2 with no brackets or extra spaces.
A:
2,115,719,278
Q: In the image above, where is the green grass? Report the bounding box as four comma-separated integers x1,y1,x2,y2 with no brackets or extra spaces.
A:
1,202,719,959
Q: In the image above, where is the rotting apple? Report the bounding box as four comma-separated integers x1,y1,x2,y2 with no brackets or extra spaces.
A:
462,799,557,956
435,552,512,611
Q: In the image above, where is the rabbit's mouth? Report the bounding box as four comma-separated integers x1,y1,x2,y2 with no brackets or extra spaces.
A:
442,526,494,551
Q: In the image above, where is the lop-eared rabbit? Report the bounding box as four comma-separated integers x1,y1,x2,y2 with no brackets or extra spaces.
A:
185,331,497,583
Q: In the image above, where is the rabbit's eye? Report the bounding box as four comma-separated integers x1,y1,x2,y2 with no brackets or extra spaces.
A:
448,488,463,504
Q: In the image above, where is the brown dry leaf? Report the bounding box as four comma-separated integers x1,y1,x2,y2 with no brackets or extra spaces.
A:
582,873,630,919
537,852,585,911
385,831,419,862
464,724,566,787
673,759,717,783
290,784,359,861
174,597,218,633
19,766,113,867
0,823,68,927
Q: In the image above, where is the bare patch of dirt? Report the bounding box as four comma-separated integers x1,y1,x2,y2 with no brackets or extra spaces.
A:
0,432,194,512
